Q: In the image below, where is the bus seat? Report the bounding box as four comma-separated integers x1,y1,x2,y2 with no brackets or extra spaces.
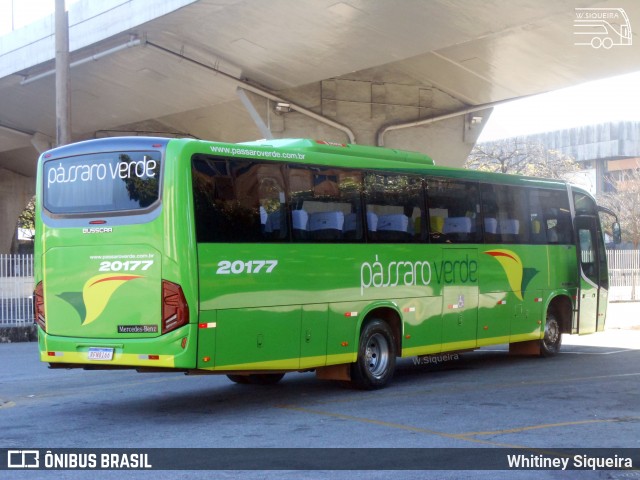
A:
366,212,378,232
377,214,409,232
531,219,541,234
499,219,520,235
292,209,309,240
260,206,268,226
443,216,471,234
484,217,499,243
443,216,472,242
376,214,410,242
264,211,281,233
430,216,444,233
484,217,498,234
309,211,344,240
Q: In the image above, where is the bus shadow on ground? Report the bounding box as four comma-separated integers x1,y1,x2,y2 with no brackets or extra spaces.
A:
80,343,639,421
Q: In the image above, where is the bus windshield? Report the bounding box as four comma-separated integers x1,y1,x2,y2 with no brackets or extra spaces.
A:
43,151,162,215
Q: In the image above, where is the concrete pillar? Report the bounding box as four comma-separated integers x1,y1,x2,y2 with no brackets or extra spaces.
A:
0,169,34,253
55,0,72,146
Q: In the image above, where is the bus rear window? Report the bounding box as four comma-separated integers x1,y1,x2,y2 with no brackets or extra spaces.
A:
43,151,161,215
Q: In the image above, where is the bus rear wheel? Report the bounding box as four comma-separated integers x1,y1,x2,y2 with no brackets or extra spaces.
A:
350,319,396,390
226,373,285,385
540,312,562,357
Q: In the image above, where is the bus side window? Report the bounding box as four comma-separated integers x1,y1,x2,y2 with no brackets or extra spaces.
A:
339,171,364,242
426,178,480,243
528,189,547,244
480,183,529,244
257,166,288,241
192,156,281,243
364,173,424,243
289,166,363,242
192,156,242,242
540,190,573,244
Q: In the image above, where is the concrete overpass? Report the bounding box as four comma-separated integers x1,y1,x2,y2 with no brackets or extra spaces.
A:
1,0,639,252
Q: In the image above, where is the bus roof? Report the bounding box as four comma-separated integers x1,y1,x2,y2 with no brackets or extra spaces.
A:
241,138,435,166
41,136,572,192
215,138,570,191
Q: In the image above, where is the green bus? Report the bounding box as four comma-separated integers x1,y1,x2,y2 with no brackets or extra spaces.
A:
34,137,620,389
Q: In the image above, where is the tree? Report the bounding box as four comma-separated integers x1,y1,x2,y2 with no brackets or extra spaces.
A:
16,196,36,240
598,165,640,249
465,138,581,180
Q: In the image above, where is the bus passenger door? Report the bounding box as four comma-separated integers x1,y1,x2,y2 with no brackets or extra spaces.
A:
574,215,604,334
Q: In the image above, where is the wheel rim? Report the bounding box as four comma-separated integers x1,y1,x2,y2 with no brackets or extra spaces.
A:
544,318,559,347
365,333,390,379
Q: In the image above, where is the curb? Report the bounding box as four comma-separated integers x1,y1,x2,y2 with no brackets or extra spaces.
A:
0,325,38,343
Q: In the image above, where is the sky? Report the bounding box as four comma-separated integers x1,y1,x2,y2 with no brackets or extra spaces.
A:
0,0,79,35
479,70,640,141
1,1,640,142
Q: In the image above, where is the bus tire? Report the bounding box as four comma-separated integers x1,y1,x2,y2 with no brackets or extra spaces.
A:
540,311,562,357
350,319,396,390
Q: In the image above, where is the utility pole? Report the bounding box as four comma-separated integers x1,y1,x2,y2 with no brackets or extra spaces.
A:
55,0,71,146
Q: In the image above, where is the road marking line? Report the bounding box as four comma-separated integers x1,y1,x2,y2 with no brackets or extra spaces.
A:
276,405,527,449
459,417,640,437
0,399,16,409
280,372,640,408
560,349,636,355
277,406,640,455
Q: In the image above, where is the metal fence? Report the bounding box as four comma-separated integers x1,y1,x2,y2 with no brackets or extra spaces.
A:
608,250,640,301
0,254,34,327
0,251,638,327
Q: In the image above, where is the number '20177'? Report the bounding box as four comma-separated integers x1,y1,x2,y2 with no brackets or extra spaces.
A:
216,260,278,275
99,260,154,272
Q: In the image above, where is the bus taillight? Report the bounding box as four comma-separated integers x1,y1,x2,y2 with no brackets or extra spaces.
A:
162,280,189,335
34,282,46,331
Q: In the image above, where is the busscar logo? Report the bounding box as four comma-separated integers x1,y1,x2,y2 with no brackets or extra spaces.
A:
83,227,113,234
574,8,632,49
8,450,39,468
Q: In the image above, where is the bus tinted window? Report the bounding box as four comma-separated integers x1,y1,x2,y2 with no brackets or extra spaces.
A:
289,166,363,242
43,151,161,215
364,173,424,243
528,189,548,244
192,156,287,242
481,184,529,244
541,190,573,244
427,178,480,243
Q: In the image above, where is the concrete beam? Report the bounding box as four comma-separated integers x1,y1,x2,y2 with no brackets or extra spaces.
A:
267,76,483,167
0,0,198,78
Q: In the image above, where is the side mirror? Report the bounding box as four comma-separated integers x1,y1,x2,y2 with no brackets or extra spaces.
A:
612,222,622,244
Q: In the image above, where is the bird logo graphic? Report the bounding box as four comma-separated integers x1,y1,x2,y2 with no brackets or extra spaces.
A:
484,249,538,300
57,274,142,325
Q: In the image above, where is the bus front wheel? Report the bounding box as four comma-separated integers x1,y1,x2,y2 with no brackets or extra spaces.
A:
350,319,396,390
540,312,562,357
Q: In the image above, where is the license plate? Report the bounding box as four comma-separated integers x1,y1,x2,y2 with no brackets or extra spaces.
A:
88,347,114,361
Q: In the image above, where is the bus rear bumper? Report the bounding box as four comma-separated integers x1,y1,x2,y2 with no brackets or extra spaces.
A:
37,324,197,370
